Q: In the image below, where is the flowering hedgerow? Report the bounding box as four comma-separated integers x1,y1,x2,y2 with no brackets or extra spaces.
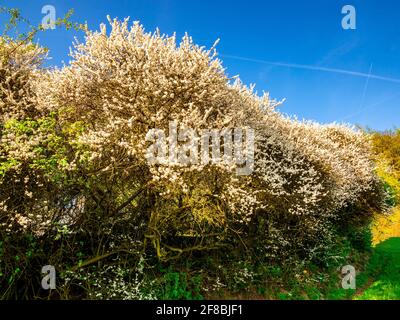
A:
0,16,384,283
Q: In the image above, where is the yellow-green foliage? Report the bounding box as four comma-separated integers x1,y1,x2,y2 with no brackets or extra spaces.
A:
372,130,400,199
371,129,400,244
372,207,400,244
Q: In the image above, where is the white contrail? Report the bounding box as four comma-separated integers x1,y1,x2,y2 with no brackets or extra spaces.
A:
342,90,400,121
220,54,400,84
359,63,373,110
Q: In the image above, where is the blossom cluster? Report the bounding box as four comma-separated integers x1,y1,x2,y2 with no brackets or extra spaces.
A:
0,18,383,260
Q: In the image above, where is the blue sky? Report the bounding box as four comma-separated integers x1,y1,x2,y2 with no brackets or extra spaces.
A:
1,0,400,130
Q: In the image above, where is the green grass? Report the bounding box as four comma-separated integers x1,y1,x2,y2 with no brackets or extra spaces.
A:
355,237,400,300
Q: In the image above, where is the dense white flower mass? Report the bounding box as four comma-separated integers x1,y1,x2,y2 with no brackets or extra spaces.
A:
0,18,383,261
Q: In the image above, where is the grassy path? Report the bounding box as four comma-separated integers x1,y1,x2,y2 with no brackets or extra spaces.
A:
355,237,400,299
355,208,400,300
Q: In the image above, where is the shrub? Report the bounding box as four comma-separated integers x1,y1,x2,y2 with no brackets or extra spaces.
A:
0,18,385,299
